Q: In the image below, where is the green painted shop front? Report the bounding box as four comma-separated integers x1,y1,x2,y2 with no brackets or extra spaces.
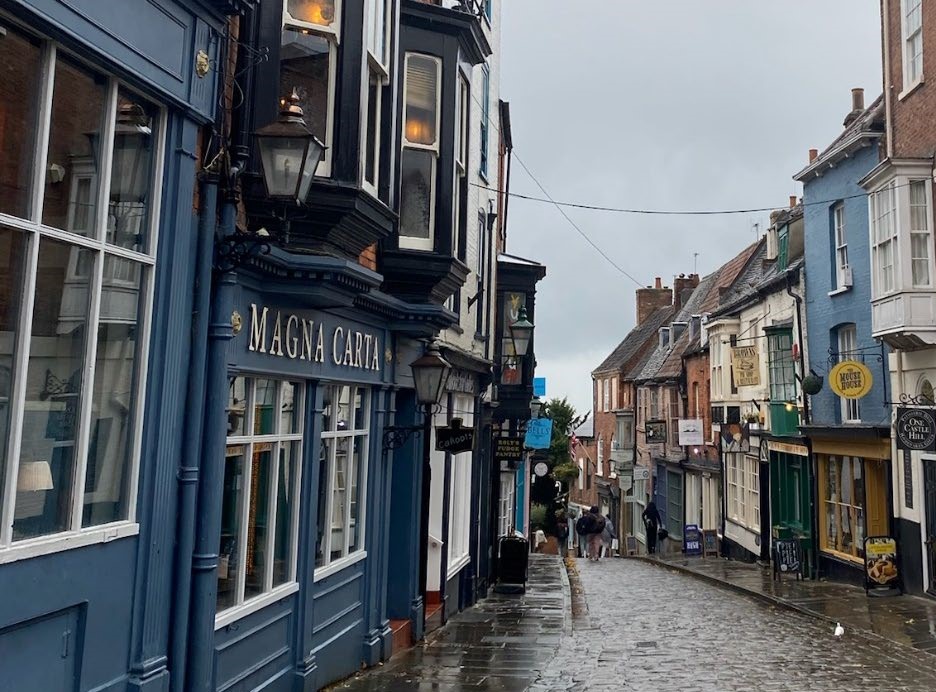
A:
768,439,814,578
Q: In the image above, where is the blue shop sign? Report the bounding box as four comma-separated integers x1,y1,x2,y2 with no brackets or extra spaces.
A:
525,418,553,449
533,377,546,397
232,298,389,384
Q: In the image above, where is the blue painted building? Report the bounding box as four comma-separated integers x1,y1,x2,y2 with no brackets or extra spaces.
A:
794,89,892,585
0,0,237,689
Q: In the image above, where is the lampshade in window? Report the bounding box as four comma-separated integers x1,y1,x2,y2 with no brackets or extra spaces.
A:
17,461,54,492
405,55,438,146
287,0,335,26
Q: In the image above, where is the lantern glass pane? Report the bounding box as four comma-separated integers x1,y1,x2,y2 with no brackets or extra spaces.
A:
298,138,324,201
259,137,306,198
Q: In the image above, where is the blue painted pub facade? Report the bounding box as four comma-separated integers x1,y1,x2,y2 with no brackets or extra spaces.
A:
795,91,893,586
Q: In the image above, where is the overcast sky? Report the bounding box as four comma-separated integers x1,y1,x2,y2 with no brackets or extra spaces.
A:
499,1,883,415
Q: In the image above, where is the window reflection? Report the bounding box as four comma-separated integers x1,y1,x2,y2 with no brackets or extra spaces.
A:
280,29,330,145
13,238,93,540
0,26,42,218
42,57,107,235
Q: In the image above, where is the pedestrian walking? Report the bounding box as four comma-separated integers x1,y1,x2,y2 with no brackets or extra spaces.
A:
642,499,662,555
575,505,606,561
601,514,616,558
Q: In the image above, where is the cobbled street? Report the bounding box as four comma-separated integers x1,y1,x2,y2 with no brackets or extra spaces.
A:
535,558,936,692
339,556,936,691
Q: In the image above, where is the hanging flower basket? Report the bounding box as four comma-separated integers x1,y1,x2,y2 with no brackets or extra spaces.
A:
802,374,823,396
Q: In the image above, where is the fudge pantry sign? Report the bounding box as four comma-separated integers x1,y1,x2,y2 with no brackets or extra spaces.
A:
247,304,382,372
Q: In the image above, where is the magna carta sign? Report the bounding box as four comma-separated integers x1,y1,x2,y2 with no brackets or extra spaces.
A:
829,360,873,400
730,344,760,387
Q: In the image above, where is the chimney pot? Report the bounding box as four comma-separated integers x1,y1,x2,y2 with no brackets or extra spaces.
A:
851,87,865,112
809,148,818,163
789,195,797,208
654,277,662,289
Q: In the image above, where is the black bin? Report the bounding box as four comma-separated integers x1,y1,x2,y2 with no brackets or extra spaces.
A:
498,535,529,586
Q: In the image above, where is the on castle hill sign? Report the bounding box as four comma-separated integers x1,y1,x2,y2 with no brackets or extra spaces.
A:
247,303,383,372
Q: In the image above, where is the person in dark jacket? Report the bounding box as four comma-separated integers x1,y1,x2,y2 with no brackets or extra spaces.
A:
642,499,662,554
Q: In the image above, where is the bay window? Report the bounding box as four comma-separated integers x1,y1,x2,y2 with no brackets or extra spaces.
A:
362,0,392,195
0,30,162,557
400,53,441,250
768,330,796,403
870,181,898,295
218,378,303,618
909,180,932,287
282,0,341,178
315,384,370,574
902,0,923,90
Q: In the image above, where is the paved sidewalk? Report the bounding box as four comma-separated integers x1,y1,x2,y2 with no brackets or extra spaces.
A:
329,554,568,691
640,553,936,654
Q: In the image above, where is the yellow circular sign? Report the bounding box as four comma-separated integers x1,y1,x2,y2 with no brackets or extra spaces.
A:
829,360,873,400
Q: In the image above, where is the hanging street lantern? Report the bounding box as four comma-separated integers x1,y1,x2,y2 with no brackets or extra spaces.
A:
410,340,452,407
509,305,534,358
255,89,325,203
529,395,543,419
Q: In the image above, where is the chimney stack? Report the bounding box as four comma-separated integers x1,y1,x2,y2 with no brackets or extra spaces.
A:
852,87,865,112
809,148,818,163
789,195,797,208
636,279,672,326
673,273,701,311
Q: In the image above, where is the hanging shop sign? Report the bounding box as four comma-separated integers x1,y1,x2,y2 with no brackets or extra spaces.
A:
678,419,704,447
895,407,936,452
828,360,873,400
524,418,553,449
494,436,524,463
533,462,549,477
633,466,651,481
645,420,666,444
730,344,760,387
864,536,900,594
435,418,474,454
446,369,477,395
684,524,703,556
533,377,547,397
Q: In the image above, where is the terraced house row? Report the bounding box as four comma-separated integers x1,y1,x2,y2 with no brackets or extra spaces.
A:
577,0,936,598
0,0,545,689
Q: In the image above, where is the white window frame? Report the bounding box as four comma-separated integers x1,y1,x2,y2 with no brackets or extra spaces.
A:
870,180,898,298
668,392,680,449
837,325,861,423
909,179,933,288
498,472,514,536
596,436,603,477
315,384,370,581
282,0,341,178
902,0,924,93
603,378,610,412
834,203,849,289
479,64,490,179
448,395,473,572
399,52,442,251
361,67,384,197
0,40,164,564
216,378,304,627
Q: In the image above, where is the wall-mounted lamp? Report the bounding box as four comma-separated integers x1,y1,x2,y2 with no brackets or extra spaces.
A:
509,305,534,358
383,341,452,450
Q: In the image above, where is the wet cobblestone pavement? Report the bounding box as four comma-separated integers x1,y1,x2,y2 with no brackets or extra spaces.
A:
333,556,936,691
534,558,936,692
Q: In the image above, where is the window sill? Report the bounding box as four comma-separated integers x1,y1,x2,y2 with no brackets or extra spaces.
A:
448,553,471,575
0,522,139,565
828,286,851,297
313,549,367,583
215,582,300,630
819,547,863,565
898,76,925,101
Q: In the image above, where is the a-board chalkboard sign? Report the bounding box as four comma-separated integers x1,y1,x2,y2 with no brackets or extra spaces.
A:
773,539,801,581
625,535,638,556
684,524,702,556
703,529,718,557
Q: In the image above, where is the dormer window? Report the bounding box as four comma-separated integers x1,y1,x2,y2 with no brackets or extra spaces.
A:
282,0,341,177
400,53,441,250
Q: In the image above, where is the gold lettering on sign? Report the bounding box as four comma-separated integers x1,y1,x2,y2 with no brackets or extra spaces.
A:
270,311,284,356
332,327,344,365
249,304,268,353
286,315,299,359
247,303,381,371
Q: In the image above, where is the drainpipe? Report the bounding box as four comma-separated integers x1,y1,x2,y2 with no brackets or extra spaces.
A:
169,174,218,692
185,200,238,692
785,271,809,426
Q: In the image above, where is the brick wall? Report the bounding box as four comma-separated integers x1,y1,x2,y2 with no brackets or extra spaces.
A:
358,243,378,271
885,0,936,158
